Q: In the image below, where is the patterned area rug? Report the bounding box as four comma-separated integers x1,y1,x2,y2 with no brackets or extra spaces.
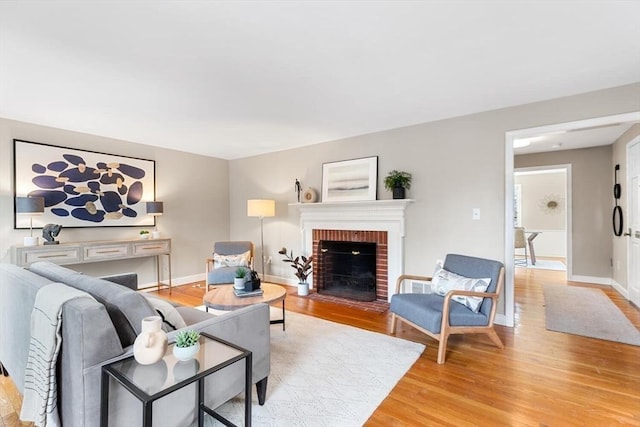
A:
543,285,640,346
207,310,425,426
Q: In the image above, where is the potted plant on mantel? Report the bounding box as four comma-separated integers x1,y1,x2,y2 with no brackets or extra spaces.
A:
384,170,412,199
278,247,313,296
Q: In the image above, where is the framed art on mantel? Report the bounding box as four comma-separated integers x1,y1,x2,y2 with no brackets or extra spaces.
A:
14,139,156,228
322,156,378,202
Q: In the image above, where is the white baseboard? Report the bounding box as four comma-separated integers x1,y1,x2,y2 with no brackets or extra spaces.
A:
568,275,612,286
139,273,205,291
494,314,511,327
611,280,629,299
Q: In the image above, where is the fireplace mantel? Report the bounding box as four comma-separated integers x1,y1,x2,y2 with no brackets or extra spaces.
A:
292,199,414,302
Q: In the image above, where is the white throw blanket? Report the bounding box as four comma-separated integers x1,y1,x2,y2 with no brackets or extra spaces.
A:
20,283,94,427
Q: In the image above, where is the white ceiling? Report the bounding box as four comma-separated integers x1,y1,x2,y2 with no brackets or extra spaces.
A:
1,1,639,160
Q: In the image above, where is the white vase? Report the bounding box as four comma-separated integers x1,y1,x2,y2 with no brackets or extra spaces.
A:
234,278,246,290
151,231,161,239
298,282,309,296
173,342,200,362
133,316,168,365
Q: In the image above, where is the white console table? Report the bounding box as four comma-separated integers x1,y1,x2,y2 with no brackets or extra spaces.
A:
11,238,172,292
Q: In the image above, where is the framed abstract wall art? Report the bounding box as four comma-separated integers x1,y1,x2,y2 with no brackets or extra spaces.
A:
321,156,378,202
14,139,156,228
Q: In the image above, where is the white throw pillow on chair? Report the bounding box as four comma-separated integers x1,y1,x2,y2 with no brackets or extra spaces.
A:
431,263,491,312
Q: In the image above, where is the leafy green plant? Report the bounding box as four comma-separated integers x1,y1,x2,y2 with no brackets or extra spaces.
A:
235,267,247,279
175,329,200,348
384,170,412,190
139,230,150,235
278,247,313,282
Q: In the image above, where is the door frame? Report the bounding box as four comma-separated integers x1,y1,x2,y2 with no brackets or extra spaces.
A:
503,111,640,327
627,134,640,306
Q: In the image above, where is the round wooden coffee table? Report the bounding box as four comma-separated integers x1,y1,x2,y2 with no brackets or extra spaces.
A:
203,283,287,330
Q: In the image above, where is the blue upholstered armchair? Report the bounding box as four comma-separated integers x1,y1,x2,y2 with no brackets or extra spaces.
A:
390,254,505,364
205,241,254,291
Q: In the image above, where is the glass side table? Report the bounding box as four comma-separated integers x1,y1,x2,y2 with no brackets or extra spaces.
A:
101,332,252,427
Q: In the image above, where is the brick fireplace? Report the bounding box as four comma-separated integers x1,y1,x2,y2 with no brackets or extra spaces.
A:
296,199,412,302
313,229,388,301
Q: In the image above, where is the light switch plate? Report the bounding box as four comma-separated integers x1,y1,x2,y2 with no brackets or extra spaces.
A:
472,208,481,220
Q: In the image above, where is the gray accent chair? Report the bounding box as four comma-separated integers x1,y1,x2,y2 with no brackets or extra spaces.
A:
206,241,254,291
390,254,505,364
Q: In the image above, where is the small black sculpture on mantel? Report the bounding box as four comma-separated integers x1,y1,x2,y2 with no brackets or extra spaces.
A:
43,224,63,245
295,179,302,203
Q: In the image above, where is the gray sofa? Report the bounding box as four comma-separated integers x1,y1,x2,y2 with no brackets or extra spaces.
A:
0,261,270,427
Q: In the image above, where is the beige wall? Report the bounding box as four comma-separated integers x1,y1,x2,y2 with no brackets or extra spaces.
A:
229,83,640,318
515,146,612,279
612,123,640,292
0,118,230,286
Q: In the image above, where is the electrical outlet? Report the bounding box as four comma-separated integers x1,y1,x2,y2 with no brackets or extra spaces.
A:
472,208,481,220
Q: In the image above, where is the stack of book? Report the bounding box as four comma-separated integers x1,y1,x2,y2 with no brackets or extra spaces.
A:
233,288,264,297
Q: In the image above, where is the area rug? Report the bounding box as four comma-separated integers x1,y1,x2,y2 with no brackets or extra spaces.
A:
543,284,640,346
205,310,425,426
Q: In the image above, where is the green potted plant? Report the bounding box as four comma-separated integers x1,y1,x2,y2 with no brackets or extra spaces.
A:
384,170,412,199
139,230,150,239
173,329,201,361
278,247,313,296
234,267,248,290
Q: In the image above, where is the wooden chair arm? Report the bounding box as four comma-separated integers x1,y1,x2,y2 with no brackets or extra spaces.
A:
205,257,214,274
441,290,499,327
395,274,433,294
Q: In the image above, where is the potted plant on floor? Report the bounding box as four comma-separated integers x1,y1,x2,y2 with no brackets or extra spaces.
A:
384,170,412,199
173,329,201,361
278,247,313,296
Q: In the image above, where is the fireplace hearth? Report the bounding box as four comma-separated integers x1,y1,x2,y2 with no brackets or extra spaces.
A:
317,240,376,302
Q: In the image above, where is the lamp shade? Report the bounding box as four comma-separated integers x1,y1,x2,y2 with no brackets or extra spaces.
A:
16,196,45,215
146,201,164,215
247,199,275,218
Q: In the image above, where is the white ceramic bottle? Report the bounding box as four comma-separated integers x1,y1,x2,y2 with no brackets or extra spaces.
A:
133,316,168,365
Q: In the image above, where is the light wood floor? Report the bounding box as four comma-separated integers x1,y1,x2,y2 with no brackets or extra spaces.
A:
2,266,639,426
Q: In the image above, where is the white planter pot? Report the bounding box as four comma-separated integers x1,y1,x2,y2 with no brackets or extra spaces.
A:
298,282,309,296
173,342,200,362
234,278,246,290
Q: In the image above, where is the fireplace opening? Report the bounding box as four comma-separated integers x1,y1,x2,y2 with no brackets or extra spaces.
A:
317,240,376,302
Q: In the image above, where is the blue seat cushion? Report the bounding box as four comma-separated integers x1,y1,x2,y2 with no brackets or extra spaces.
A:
390,293,489,334
207,266,251,285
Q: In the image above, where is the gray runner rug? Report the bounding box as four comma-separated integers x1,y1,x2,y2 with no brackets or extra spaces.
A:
543,284,640,346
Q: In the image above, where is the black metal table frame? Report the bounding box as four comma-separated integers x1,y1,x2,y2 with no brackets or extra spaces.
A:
100,332,252,427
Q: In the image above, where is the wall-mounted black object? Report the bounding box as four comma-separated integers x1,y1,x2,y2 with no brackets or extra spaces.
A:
613,164,624,236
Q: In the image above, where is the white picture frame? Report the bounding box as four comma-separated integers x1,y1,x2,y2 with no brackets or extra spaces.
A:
321,156,378,202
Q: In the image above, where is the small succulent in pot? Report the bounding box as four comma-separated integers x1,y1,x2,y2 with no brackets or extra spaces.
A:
235,267,247,279
278,247,313,283
175,329,200,348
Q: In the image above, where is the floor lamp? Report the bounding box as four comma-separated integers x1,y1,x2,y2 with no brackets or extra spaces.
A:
16,196,45,246
247,199,275,280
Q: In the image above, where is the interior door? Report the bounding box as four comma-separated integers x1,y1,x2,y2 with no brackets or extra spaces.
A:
628,139,640,308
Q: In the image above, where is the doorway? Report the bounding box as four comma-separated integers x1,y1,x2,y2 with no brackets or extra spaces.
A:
514,166,569,273
503,112,640,327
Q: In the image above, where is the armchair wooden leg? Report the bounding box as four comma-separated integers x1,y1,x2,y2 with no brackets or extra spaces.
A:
391,313,398,333
437,333,449,364
486,329,505,349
